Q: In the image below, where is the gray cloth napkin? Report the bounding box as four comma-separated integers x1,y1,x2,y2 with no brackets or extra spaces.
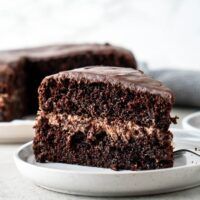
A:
138,62,200,107
149,69,200,107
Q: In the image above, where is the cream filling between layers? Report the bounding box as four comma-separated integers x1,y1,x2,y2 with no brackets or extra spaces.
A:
0,94,8,107
0,89,25,108
42,113,169,142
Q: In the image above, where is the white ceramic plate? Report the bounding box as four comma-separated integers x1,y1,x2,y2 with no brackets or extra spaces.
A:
0,117,35,143
182,111,200,134
14,129,200,197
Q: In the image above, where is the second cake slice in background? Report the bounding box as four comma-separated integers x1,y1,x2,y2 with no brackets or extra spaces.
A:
0,43,137,121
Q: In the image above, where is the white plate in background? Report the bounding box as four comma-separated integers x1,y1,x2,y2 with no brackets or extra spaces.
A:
182,111,200,134
0,117,35,143
14,129,200,197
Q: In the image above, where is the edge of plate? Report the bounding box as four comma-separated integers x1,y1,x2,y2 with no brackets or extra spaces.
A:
182,112,200,133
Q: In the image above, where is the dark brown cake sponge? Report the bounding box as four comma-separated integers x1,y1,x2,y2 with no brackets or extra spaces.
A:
39,66,175,131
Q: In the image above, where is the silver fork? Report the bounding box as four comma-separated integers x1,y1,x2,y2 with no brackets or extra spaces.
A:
174,149,200,157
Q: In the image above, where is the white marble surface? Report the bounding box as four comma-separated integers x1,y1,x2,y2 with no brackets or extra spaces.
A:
0,107,200,200
0,0,200,70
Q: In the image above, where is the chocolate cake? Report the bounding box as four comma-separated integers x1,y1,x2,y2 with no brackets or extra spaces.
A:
0,43,137,121
33,66,176,170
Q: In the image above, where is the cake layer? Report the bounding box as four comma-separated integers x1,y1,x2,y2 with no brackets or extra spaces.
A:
33,113,173,170
39,67,175,131
0,44,137,121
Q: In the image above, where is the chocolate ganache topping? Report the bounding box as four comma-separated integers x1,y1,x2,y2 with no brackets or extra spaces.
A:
44,66,174,103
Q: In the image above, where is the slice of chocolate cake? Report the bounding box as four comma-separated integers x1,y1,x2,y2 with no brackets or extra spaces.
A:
33,66,175,170
0,43,137,121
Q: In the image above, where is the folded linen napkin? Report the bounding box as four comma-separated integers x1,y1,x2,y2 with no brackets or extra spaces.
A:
149,69,200,107
138,62,200,107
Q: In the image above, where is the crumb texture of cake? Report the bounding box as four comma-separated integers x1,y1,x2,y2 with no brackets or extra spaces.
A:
33,66,175,170
0,62,26,121
0,43,137,121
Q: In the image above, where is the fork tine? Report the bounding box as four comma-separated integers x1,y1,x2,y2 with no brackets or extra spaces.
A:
174,149,200,157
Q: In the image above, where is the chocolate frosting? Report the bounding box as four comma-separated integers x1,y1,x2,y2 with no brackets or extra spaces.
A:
0,43,135,65
46,66,174,102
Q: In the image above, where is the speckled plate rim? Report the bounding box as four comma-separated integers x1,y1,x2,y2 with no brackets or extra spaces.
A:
14,128,200,196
